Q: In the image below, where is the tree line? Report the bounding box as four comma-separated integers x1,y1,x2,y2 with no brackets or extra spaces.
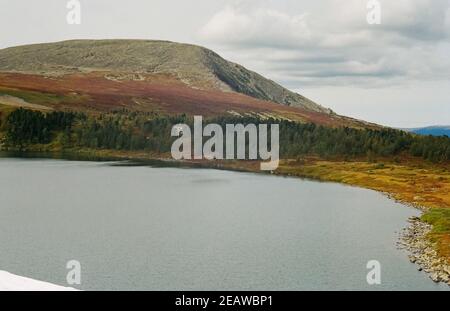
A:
3,108,450,163
4,108,78,145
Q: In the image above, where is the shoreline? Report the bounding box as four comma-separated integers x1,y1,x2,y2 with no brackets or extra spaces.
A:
1,148,449,286
399,217,450,284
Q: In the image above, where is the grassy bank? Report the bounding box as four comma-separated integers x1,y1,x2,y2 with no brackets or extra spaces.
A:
421,209,450,260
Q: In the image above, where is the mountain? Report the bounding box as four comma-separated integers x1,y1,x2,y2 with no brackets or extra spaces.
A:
405,126,450,137
0,39,329,113
0,39,381,128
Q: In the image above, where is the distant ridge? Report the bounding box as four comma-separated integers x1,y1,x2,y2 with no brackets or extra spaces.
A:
0,39,330,114
403,126,450,137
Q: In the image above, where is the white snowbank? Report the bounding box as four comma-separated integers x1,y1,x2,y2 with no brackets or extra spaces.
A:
0,271,78,291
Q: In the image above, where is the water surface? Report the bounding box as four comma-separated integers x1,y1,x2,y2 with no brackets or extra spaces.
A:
0,157,447,290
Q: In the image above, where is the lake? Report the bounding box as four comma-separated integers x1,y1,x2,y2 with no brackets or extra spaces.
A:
0,157,448,290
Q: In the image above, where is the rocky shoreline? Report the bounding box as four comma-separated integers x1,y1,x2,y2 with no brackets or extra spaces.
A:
398,215,450,285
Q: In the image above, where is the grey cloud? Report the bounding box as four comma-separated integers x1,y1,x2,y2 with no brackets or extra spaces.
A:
198,0,450,87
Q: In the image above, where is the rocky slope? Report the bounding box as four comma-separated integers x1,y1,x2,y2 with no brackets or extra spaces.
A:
0,39,330,114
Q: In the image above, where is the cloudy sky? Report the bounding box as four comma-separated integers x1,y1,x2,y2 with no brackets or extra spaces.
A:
0,0,449,127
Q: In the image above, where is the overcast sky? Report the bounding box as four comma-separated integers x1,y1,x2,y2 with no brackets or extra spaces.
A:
0,0,449,127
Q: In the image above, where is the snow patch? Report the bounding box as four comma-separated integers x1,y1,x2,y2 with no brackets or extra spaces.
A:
0,271,78,291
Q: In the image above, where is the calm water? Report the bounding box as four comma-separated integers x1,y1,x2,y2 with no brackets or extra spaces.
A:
0,157,448,290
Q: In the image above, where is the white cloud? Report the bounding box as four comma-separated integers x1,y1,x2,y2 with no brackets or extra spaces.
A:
199,7,312,48
198,0,450,87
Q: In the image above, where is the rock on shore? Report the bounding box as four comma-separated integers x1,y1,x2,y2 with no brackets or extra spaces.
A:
399,216,450,285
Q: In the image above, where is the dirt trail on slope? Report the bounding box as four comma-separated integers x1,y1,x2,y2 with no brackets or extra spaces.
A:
0,95,53,111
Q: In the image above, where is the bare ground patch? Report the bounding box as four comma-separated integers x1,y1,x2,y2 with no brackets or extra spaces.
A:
0,95,53,111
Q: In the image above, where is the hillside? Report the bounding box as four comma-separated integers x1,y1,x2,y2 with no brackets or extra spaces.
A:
0,40,379,128
0,39,330,114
